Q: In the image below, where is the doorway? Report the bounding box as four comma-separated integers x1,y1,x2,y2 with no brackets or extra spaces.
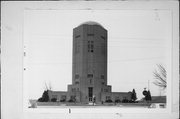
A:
88,87,93,102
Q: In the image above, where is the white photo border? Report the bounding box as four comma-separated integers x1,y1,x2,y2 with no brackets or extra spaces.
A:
2,1,179,119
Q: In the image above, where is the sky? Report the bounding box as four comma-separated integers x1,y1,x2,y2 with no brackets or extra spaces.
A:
24,10,171,100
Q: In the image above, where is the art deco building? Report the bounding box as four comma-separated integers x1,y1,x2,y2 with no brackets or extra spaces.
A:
48,21,131,103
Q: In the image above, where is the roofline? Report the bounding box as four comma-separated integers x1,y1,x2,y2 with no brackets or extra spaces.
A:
77,21,105,29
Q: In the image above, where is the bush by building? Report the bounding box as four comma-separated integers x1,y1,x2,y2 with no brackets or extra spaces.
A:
37,90,49,102
38,97,44,102
51,98,57,102
105,99,113,103
115,99,121,103
122,98,129,103
131,89,137,102
68,99,75,102
60,99,66,102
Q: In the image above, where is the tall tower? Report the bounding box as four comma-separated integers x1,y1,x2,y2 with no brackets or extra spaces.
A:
48,21,132,103
68,21,111,103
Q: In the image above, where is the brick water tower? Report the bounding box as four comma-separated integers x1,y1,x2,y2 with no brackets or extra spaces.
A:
48,21,132,104
68,21,112,103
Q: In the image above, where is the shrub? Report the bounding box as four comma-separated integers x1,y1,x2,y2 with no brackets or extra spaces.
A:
115,99,121,103
42,90,49,102
60,99,66,102
37,90,49,102
131,89,137,102
68,99,75,102
128,100,134,103
122,98,129,103
105,99,113,103
38,97,44,102
51,98,57,102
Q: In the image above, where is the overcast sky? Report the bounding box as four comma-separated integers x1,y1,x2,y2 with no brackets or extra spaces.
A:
24,10,171,100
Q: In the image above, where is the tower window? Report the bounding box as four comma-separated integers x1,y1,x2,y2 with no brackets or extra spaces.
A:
101,43,105,54
75,81,79,85
75,74,79,79
87,74,93,78
88,41,94,53
75,44,80,54
101,75,104,79
87,33,94,36
90,79,92,84
101,36,105,40
72,88,76,92
75,35,80,38
104,89,108,92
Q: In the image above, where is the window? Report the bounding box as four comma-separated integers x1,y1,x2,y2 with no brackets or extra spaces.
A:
115,96,119,100
104,89,108,92
75,35,80,38
75,74,79,79
75,44,80,54
87,74,93,78
101,75,104,79
101,43,105,54
88,41,94,52
72,88,76,92
90,79,92,84
70,95,76,100
106,96,111,100
61,95,66,100
75,81,79,85
87,33,94,36
52,95,57,99
101,36,105,40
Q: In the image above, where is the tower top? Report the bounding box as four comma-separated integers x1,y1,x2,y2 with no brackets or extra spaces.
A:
78,21,104,28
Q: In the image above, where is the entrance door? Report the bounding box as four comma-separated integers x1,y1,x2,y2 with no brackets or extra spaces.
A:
88,87,93,102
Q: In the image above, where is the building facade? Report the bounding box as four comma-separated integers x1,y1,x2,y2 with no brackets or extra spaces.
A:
48,21,131,103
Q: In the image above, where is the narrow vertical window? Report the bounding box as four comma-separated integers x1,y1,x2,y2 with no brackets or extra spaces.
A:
88,41,94,53
101,75,104,79
75,44,80,54
75,74,79,79
90,79,92,84
101,43,105,54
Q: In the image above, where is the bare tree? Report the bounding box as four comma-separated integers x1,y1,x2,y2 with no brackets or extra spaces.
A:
48,81,52,90
44,82,48,90
153,64,166,89
44,81,52,91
